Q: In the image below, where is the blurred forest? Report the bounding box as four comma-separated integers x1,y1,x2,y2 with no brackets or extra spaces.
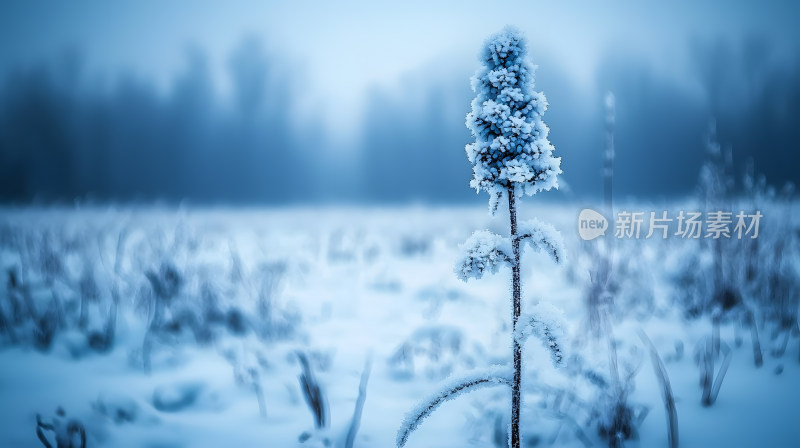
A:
0,36,798,204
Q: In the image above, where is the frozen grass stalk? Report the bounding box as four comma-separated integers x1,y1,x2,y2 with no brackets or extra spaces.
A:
297,352,328,430
344,357,372,448
744,309,763,367
398,27,563,448
604,91,615,217
694,335,731,407
297,352,371,447
639,331,678,448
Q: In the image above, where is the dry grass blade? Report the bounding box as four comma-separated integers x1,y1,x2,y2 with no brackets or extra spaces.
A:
297,351,328,429
744,310,763,367
344,356,372,448
710,342,732,404
638,330,679,448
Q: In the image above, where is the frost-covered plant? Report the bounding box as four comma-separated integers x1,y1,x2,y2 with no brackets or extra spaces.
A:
746,184,799,358
77,266,99,328
31,231,66,288
298,351,328,432
593,383,647,448
580,93,615,335
398,27,564,448
582,94,656,326
2,226,122,352
36,407,86,448
142,260,183,373
89,229,128,353
4,259,61,350
603,92,615,213
582,332,648,448
681,122,800,367
464,29,561,213
670,122,769,368
638,331,678,448
256,261,295,339
145,261,183,303
694,333,732,407
32,297,60,351
672,121,738,318
575,89,662,446
3,268,24,325
230,350,268,419
700,121,743,315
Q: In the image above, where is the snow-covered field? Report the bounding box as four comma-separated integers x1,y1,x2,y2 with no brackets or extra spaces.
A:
1,203,798,448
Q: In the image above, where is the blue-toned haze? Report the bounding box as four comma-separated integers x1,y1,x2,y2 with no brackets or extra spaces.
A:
0,0,798,202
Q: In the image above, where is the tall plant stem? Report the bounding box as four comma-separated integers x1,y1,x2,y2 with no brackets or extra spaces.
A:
509,187,522,448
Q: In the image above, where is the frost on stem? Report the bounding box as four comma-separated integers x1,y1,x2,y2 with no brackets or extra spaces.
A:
455,230,512,281
406,26,563,448
514,302,566,367
465,26,561,214
518,218,565,264
396,366,512,448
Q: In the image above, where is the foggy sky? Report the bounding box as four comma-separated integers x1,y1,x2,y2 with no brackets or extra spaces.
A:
0,1,798,204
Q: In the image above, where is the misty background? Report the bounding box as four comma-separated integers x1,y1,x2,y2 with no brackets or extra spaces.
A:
0,0,798,204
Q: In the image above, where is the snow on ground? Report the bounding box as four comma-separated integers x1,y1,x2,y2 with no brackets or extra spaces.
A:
0,203,798,447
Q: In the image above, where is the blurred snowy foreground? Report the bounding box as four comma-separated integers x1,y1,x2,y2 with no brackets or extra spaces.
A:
0,204,798,447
